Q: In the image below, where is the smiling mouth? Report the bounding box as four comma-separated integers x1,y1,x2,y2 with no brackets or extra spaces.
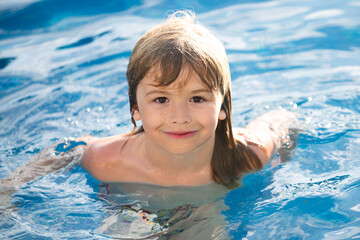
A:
164,131,197,138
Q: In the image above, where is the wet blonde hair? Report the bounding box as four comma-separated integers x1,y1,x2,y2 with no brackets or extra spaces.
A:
126,11,262,188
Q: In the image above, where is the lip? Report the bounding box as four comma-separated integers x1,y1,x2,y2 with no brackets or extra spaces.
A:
164,130,198,139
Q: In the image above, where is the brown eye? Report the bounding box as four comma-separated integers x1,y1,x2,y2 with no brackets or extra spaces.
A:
155,97,168,104
191,96,204,103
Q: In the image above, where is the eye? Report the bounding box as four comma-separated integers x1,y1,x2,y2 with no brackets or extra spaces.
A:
154,97,168,104
191,96,205,103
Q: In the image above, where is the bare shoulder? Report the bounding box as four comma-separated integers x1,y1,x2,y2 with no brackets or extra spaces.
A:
233,128,273,166
235,110,301,166
82,134,132,181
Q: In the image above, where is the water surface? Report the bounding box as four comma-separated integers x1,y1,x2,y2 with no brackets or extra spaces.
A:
0,0,359,239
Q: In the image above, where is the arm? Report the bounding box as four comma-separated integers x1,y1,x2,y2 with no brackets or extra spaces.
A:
0,135,97,189
234,110,300,166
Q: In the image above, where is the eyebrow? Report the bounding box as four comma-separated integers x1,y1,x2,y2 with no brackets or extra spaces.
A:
145,88,213,96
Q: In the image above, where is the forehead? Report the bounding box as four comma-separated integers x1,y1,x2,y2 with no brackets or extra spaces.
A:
140,64,209,91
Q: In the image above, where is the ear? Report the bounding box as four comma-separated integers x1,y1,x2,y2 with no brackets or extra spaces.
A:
218,109,226,120
133,110,141,121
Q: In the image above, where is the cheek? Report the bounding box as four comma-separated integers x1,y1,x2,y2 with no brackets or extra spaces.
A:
195,106,220,127
139,107,164,127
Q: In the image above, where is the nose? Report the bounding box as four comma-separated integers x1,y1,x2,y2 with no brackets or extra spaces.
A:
168,102,192,124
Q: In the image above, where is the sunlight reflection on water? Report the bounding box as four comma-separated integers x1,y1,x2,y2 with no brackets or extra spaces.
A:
0,0,359,239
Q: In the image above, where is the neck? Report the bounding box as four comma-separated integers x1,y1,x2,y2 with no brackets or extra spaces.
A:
141,134,214,181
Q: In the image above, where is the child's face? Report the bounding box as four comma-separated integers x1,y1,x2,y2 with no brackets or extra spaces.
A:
134,64,225,155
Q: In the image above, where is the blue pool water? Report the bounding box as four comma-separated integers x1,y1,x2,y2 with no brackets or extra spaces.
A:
1,0,359,239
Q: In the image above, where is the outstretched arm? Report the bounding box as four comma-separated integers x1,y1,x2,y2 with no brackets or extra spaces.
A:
234,110,300,166
0,135,97,189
